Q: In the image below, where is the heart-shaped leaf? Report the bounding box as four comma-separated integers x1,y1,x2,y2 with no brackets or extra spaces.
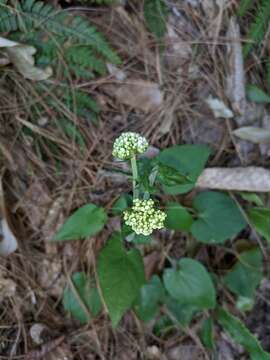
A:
156,145,210,194
97,233,145,327
223,247,262,302
163,258,216,309
165,202,193,231
191,191,247,244
134,275,165,322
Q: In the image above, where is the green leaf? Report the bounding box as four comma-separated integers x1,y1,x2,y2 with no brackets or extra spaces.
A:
249,207,270,243
247,84,270,103
165,297,197,327
156,145,210,195
111,194,132,216
191,191,247,244
163,258,216,309
223,247,262,301
63,272,102,324
97,233,145,327
134,275,165,322
217,307,270,360
239,192,264,207
54,204,107,241
144,0,169,39
200,318,215,349
165,202,193,231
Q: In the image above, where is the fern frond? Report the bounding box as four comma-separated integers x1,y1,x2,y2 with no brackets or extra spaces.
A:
64,46,107,77
243,0,270,57
238,0,253,17
144,0,169,39
0,0,120,64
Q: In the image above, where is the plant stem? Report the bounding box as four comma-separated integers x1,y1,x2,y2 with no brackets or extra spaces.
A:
131,155,139,199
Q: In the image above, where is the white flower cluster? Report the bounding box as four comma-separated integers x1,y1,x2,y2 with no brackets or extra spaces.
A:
112,132,148,160
124,199,166,236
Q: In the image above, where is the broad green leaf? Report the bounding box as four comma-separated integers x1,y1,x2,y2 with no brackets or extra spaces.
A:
165,202,193,231
239,192,264,207
200,318,215,349
163,258,216,309
249,207,270,243
223,247,262,301
191,191,247,244
54,204,107,241
111,194,132,216
97,233,145,327
217,307,270,360
144,0,169,39
246,84,270,104
165,297,197,326
63,272,102,324
156,145,210,194
134,275,165,322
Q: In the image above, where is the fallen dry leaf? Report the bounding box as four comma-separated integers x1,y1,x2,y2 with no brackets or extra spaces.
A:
233,126,270,144
206,96,234,118
0,176,18,256
105,80,163,112
226,17,246,116
164,21,192,71
39,258,65,298
197,167,270,192
0,270,16,302
0,36,52,80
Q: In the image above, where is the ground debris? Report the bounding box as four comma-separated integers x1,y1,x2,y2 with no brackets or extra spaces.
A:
0,175,17,255
104,80,163,112
0,269,16,302
197,167,270,192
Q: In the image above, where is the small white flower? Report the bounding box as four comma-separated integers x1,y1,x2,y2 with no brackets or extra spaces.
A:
124,199,166,236
112,132,148,160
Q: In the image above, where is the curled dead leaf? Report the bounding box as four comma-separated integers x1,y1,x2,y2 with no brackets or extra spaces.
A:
0,36,52,80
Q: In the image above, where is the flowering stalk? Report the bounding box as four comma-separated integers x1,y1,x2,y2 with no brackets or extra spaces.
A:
130,155,139,199
112,132,166,236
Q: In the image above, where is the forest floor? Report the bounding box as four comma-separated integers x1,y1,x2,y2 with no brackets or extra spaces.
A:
1,0,270,359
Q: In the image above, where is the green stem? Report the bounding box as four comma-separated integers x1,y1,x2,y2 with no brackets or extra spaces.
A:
131,155,139,199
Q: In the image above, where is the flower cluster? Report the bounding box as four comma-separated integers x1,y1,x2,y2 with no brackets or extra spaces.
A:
112,132,148,160
124,199,166,236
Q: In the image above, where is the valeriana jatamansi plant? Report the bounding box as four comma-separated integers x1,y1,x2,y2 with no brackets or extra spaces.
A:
54,132,270,358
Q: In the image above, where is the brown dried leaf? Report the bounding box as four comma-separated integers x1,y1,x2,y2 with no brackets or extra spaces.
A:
197,167,270,192
105,80,163,112
226,17,246,118
0,270,16,302
38,258,65,298
0,176,17,256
